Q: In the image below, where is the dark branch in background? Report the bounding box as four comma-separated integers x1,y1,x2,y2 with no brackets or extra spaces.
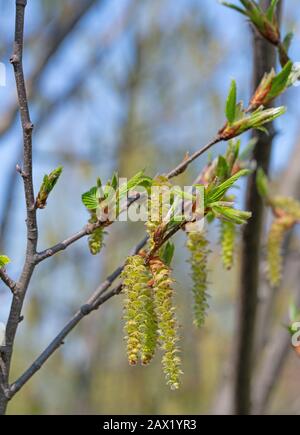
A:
253,256,300,414
233,0,282,416
252,137,300,414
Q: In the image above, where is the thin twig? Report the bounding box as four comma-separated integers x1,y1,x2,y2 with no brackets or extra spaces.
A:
0,269,17,294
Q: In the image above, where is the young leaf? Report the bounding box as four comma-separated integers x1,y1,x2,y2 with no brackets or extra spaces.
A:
282,32,294,53
212,205,252,225
206,169,250,204
161,242,175,267
216,155,229,180
0,255,10,268
82,186,99,210
35,166,63,209
221,2,247,15
266,0,279,22
118,171,152,199
268,61,293,100
111,172,118,191
225,80,237,124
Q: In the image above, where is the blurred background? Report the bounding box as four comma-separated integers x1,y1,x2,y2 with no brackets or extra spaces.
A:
0,0,300,415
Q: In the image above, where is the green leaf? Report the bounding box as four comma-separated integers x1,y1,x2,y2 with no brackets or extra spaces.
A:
211,205,252,225
268,61,293,99
35,166,63,209
225,80,237,124
221,2,247,15
161,242,175,266
256,168,269,198
266,0,279,22
118,171,152,198
216,156,229,180
111,172,118,190
0,255,10,268
82,186,99,210
206,169,250,204
282,32,294,53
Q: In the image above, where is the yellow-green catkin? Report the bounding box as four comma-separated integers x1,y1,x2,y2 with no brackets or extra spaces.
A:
140,283,159,366
122,255,158,366
88,214,104,255
150,258,182,390
272,196,300,220
186,231,210,328
220,220,236,270
267,215,295,287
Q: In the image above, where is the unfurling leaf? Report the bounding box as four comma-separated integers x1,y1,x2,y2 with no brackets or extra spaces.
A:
250,62,293,110
0,255,10,268
35,166,63,209
82,186,99,210
219,106,286,141
206,169,250,204
225,80,237,124
223,0,281,46
160,242,175,267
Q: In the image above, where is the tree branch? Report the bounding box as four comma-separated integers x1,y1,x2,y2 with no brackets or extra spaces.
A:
233,0,282,415
0,0,37,415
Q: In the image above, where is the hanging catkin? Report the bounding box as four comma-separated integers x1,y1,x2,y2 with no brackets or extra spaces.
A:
150,258,182,390
122,255,158,365
220,220,236,270
186,231,210,328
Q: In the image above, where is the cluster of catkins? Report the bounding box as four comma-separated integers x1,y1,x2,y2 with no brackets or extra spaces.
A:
122,254,181,390
122,140,251,389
